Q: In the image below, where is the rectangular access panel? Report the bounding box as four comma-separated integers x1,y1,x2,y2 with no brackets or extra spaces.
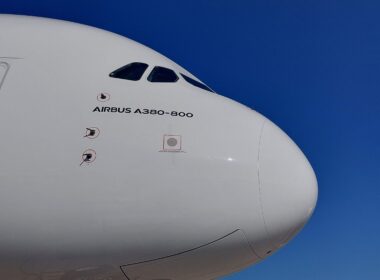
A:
120,230,259,280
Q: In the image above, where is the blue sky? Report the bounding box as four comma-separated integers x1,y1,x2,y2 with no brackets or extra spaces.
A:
1,1,379,279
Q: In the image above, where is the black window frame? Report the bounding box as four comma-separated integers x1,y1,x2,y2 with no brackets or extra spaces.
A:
109,62,149,81
147,66,179,83
180,73,214,92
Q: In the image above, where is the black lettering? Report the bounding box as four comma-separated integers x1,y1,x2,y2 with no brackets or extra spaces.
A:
93,105,192,118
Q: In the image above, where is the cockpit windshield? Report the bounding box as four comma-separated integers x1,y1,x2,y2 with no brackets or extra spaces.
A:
109,63,214,93
180,73,214,92
109,62,148,81
147,66,179,83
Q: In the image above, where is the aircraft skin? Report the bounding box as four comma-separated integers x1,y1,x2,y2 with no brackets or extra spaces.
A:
0,15,318,280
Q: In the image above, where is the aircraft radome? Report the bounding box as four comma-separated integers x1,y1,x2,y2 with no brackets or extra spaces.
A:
0,15,318,280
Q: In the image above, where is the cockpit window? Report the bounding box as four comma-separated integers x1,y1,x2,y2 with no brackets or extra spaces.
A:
147,66,179,83
180,73,214,92
109,62,149,81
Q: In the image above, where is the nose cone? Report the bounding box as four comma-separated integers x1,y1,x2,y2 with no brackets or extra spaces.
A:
257,119,317,256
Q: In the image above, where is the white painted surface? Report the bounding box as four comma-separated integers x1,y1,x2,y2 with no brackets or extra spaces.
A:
0,14,317,279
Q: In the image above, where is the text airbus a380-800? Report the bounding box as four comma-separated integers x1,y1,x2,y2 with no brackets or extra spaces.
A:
0,15,317,280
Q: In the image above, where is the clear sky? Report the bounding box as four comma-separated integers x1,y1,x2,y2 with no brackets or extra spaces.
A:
1,1,379,279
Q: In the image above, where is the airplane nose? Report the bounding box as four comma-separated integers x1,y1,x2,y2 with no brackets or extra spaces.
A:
256,119,318,256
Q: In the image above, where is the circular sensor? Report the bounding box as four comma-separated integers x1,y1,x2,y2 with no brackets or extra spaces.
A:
84,127,100,139
81,149,96,165
167,137,178,147
97,92,110,102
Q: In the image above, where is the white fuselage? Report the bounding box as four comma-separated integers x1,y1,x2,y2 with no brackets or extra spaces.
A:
0,15,317,280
